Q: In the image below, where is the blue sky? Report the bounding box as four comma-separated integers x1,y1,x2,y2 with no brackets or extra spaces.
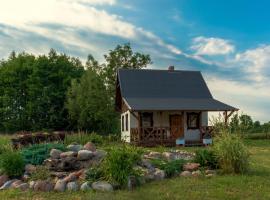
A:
0,0,269,122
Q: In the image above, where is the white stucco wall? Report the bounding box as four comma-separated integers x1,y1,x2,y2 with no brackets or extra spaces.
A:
121,111,208,143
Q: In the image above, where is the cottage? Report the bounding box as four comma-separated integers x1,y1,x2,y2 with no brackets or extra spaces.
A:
115,67,238,146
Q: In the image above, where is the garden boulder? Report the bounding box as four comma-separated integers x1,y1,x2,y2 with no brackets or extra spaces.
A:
77,150,94,161
83,142,96,152
50,149,62,159
0,175,9,187
67,144,83,152
153,168,165,180
180,171,192,177
60,151,77,158
80,182,91,191
183,163,200,172
33,180,54,192
67,181,79,191
92,181,113,192
54,179,66,192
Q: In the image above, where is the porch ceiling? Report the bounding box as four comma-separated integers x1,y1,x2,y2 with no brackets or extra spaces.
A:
124,97,238,111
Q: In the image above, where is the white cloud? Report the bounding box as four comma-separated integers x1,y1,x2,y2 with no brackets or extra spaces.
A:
235,45,270,82
191,36,235,55
0,0,182,58
206,76,270,122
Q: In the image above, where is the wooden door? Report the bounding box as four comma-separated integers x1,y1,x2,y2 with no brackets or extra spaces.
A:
170,115,184,139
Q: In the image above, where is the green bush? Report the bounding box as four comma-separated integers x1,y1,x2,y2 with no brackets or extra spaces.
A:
194,149,218,169
86,166,104,183
21,143,65,165
30,166,51,181
0,136,13,155
151,159,186,177
0,151,25,177
103,145,142,187
213,132,249,174
64,132,103,146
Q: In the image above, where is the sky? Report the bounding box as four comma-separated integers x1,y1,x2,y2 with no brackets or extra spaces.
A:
0,0,269,122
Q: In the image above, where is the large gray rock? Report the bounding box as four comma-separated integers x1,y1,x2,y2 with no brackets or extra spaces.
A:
54,179,66,192
67,181,79,191
153,168,165,180
192,170,202,177
162,152,175,161
29,181,35,189
183,163,200,172
60,151,77,158
16,183,29,191
80,182,91,191
0,179,18,190
77,150,94,161
11,180,23,188
83,142,96,152
33,180,54,192
92,181,113,192
0,175,9,187
50,149,62,159
180,171,192,177
67,144,83,152
140,159,155,171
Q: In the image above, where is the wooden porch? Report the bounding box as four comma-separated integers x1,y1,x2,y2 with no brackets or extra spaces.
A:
130,126,213,147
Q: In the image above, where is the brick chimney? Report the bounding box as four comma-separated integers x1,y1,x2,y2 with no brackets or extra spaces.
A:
168,65,174,71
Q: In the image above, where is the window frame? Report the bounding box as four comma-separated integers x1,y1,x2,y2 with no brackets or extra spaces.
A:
187,112,200,129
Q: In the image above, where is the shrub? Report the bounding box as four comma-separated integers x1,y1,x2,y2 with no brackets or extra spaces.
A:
0,136,13,155
103,145,142,187
64,132,103,146
30,166,51,181
213,132,249,174
86,166,104,183
151,159,186,177
21,143,65,165
194,149,218,169
0,151,25,177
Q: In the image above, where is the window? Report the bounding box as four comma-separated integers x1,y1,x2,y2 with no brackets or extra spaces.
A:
125,113,129,131
141,112,153,127
121,115,124,131
187,113,200,129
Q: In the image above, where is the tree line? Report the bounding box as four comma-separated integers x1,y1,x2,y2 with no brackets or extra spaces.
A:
0,44,268,135
0,44,151,134
229,114,270,134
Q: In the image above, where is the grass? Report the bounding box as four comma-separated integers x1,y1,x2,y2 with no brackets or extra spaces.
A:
0,138,269,200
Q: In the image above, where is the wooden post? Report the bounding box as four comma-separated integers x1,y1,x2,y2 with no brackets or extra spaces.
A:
224,110,235,126
138,112,141,142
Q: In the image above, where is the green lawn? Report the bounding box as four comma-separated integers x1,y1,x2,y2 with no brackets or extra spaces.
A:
0,139,270,200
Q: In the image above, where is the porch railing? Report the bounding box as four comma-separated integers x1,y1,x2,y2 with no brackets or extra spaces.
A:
130,127,173,145
130,126,214,146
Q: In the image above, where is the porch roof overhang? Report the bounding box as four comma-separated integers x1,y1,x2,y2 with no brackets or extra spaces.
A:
124,97,238,112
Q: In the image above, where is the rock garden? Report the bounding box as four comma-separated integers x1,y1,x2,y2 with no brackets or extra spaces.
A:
0,132,249,193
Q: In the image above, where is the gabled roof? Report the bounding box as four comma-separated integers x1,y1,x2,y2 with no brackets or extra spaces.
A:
116,69,238,111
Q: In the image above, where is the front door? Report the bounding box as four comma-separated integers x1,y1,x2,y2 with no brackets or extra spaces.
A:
170,115,184,139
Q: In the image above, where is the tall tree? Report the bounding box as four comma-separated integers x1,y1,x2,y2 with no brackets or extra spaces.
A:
27,49,84,130
102,43,152,100
0,52,35,132
66,69,118,134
